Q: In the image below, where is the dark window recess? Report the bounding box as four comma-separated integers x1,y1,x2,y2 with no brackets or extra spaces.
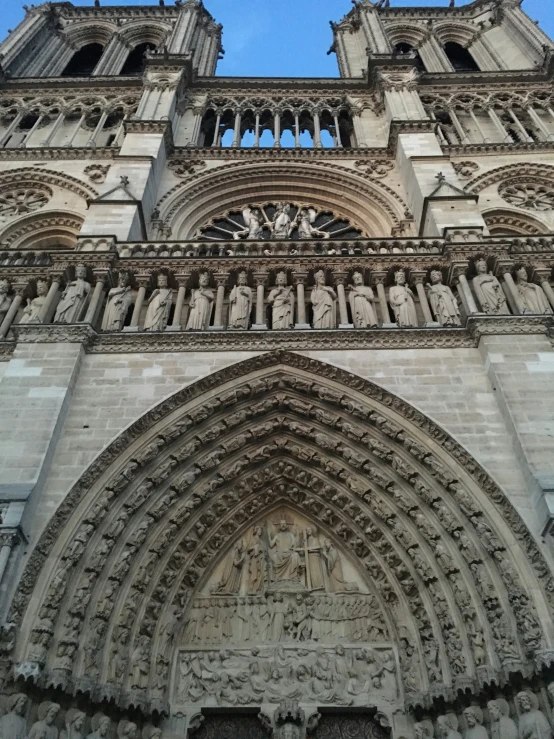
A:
120,43,156,76
18,114,39,130
61,43,104,77
444,42,480,72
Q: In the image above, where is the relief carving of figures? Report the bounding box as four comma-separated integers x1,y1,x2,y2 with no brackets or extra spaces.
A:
186,272,214,330
28,703,60,739
463,707,488,739
229,272,252,330
0,694,27,739
176,645,397,707
0,279,11,322
488,699,517,739
213,538,247,594
322,539,357,592
61,710,86,739
271,203,293,239
349,272,378,328
20,279,48,324
514,267,552,315
427,270,461,326
144,273,172,331
102,271,133,331
296,207,329,239
311,270,336,329
247,526,265,593
389,270,417,327
54,265,90,324
118,722,138,739
472,259,510,315
234,206,264,240
268,272,294,330
516,691,552,739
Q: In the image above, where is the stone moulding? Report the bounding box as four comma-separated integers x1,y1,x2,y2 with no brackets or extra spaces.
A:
4,316,553,354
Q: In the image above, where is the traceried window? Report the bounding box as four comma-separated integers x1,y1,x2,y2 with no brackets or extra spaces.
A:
196,203,364,241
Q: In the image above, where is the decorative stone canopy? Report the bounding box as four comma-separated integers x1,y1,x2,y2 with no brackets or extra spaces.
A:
6,353,554,722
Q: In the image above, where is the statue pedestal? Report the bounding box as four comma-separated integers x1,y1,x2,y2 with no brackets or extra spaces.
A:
294,323,311,330
123,326,139,332
339,323,354,329
165,324,182,332
208,325,225,331
382,322,398,329
251,324,268,331
424,321,441,328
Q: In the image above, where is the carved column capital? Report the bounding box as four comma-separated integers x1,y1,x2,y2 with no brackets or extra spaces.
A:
371,271,387,287
410,270,427,287
293,271,308,286
333,271,349,286
214,273,228,288
253,271,268,287
532,267,553,283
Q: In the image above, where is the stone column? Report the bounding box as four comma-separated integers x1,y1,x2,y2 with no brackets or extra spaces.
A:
212,111,222,147
210,274,227,331
41,110,66,147
254,112,260,148
252,273,267,330
0,114,22,147
457,271,480,316
533,269,554,311
507,108,534,143
64,113,86,148
499,267,526,315
448,109,470,145
526,106,554,141
22,114,44,148
294,273,310,329
412,272,437,327
469,109,490,144
37,277,61,324
294,113,301,148
0,285,24,339
486,107,513,143
87,110,108,148
0,531,18,593
125,281,147,332
83,275,106,325
232,111,241,148
274,111,281,148
335,273,353,329
313,111,322,148
167,284,186,331
373,273,393,327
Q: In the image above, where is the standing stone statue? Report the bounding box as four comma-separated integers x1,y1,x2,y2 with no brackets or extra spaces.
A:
472,258,510,314
229,271,252,329
186,272,214,330
102,271,133,331
144,273,172,331
463,707,488,739
28,702,60,739
61,709,86,739
87,714,112,739
20,279,48,324
268,272,294,329
214,539,247,594
427,270,461,326
436,714,462,739
54,265,90,323
389,270,418,327
311,270,336,329
271,203,293,239
322,539,353,592
0,693,28,739
514,267,552,315
487,700,517,739
0,279,11,323
516,691,551,739
247,526,266,593
348,272,378,328
234,206,264,240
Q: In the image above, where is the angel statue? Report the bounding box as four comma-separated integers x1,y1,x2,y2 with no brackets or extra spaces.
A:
233,206,265,240
271,203,293,239
296,207,330,239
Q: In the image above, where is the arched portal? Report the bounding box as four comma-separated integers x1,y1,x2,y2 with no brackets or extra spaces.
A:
6,353,554,736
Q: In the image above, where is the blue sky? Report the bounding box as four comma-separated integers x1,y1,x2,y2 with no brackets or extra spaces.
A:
0,0,551,78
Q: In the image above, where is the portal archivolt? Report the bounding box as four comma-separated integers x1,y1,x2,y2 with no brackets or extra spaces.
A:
8,353,554,720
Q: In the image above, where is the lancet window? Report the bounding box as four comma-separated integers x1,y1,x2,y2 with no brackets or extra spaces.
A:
198,98,355,149
61,43,105,77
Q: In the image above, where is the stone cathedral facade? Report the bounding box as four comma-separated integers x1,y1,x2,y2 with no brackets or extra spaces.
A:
1,0,554,737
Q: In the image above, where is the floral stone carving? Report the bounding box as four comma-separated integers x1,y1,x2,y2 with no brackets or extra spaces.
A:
0,186,51,218
499,181,554,211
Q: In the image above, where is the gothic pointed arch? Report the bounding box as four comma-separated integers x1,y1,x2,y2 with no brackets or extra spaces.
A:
7,353,554,724
157,162,407,238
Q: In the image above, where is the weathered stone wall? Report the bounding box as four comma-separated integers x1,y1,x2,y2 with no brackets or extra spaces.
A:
3,344,550,550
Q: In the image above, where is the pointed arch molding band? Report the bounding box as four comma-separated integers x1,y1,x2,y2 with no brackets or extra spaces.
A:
9,352,554,716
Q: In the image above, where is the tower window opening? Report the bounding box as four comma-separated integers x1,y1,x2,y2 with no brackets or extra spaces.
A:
61,43,104,77
18,114,40,130
444,42,479,72
120,43,156,76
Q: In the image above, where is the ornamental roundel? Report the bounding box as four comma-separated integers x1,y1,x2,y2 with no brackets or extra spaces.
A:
0,184,52,219
499,181,554,212
197,202,364,241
